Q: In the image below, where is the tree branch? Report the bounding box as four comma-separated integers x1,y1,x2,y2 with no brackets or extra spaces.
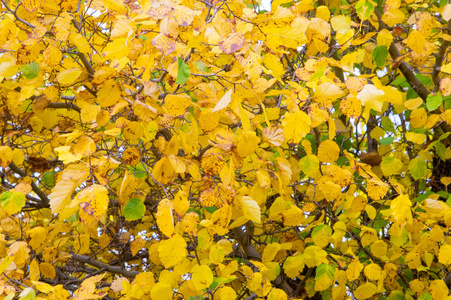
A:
70,19,95,77
374,10,430,101
9,162,50,208
47,102,81,113
0,0,36,30
432,19,451,92
72,254,140,278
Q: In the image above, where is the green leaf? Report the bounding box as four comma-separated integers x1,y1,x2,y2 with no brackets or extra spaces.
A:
0,191,25,215
299,155,319,177
194,61,210,73
434,142,446,160
418,292,432,300
127,162,147,179
203,206,218,213
426,92,443,111
388,290,405,300
42,172,55,188
138,35,148,40
381,116,395,133
409,157,427,180
20,61,40,79
381,156,403,176
124,198,145,220
380,136,394,145
19,287,36,300
356,0,374,20
311,224,332,237
372,45,388,68
315,264,336,291
176,57,190,84
310,65,326,81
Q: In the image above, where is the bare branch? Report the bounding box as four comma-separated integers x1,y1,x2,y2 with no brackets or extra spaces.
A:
72,254,140,278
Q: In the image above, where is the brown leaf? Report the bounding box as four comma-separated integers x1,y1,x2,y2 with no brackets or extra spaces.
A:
360,151,382,166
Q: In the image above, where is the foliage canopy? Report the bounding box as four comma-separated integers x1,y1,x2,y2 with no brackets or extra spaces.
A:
1,0,451,299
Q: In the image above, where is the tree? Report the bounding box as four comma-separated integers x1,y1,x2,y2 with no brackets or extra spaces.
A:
0,0,451,298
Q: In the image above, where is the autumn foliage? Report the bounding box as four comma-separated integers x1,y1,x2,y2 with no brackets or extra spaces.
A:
1,0,451,299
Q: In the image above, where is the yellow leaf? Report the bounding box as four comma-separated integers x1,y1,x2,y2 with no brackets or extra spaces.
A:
156,199,174,237
56,68,83,86
377,29,393,47
81,104,100,123
111,18,134,39
315,82,345,105
282,205,304,226
317,140,340,163
26,227,46,250
191,265,214,290
153,157,176,184
283,254,305,278
430,280,448,300
152,33,176,55
49,165,89,215
370,240,387,258
382,9,405,27
73,136,96,157
406,30,426,53
0,256,13,274
77,184,109,226
318,181,341,201
165,94,191,116
219,286,237,299
199,108,220,131
151,281,173,299
256,170,271,189
12,148,25,165
54,146,82,164
353,282,377,299
240,196,261,224
346,259,363,281
30,260,40,281
410,108,427,128
357,84,385,112
404,98,423,110
331,15,351,35
219,32,245,54
282,110,311,143
158,234,187,268
212,89,233,112
40,262,56,278
173,190,189,216
364,263,382,281
97,80,122,107
390,194,412,225
406,132,426,144
441,177,451,187
237,130,260,157
438,244,451,265
123,121,144,140
0,146,13,167
31,281,54,293
441,63,451,74
69,33,91,54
